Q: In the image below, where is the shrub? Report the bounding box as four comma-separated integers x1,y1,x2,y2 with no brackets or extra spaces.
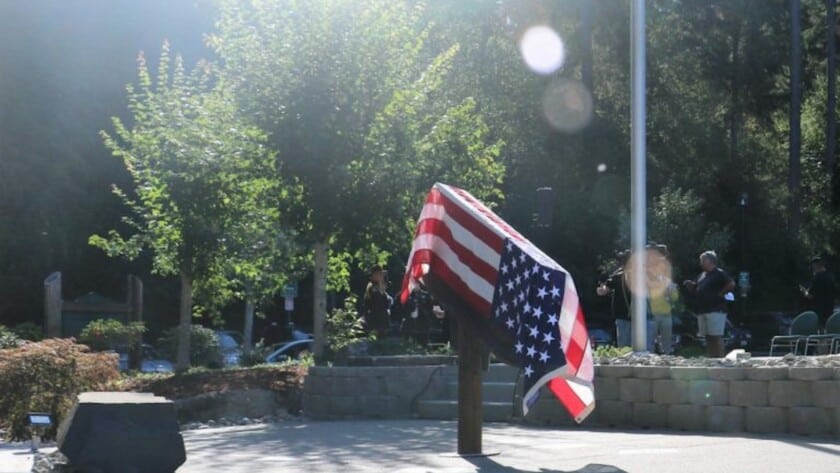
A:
157,325,221,368
79,319,146,352
593,345,633,358
240,340,271,367
0,338,120,441
326,296,372,354
0,325,22,349
12,322,43,342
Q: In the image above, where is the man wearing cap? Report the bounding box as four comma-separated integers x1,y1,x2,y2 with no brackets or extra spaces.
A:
800,257,836,327
363,265,392,337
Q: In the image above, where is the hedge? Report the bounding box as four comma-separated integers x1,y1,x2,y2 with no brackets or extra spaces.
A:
0,338,120,441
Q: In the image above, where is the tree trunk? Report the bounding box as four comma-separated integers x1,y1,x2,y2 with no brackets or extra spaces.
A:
176,270,193,372
827,0,837,205
790,0,803,232
313,241,328,358
729,23,742,164
243,296,255,354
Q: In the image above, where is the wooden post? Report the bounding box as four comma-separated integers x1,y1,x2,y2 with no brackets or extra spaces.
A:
44,272,62,338
457,318,484,455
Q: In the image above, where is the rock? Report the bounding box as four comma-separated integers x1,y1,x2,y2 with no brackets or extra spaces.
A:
595,353,840,369
31,451,70,473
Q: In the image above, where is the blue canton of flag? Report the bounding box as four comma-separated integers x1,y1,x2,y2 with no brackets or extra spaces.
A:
491,239,567,410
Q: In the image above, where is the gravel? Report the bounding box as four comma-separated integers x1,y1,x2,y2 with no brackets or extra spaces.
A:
179,414,286,431
596,352,840,368
31,450,69,473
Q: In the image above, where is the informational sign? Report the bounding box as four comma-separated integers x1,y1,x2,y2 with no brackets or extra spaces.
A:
28,413,52,426
283,282,298,299
284,297,294,312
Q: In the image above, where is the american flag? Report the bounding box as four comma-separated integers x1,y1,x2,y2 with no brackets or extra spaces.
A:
401,183,595,423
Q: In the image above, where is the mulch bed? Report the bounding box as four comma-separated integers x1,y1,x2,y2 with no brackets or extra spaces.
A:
118,365,307,400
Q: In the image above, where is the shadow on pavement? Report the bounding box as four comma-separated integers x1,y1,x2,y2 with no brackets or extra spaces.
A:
465,457,628,473
183,420,457,470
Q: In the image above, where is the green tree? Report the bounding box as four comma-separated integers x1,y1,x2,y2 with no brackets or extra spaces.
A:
90,43,282,369
209,0,506,356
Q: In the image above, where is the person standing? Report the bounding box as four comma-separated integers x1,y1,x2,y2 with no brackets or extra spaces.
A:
800,256,836,327
404,281,434,346
649,262,679,355
363,265,392,337
684,251,735,357
597,251,655,351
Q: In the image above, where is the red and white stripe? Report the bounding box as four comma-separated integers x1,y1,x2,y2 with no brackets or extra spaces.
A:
401,183,595,423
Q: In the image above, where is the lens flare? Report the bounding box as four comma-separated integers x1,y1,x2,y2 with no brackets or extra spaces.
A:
519,26,565,75
542,79,594,133
622,248,674,298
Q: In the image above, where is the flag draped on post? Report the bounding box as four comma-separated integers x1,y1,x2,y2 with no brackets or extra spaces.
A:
401,183,595,423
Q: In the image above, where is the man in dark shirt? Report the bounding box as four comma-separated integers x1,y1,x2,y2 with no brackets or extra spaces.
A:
596,251,655,351
684,250,735,357
363,265,392,337
801,257,836,327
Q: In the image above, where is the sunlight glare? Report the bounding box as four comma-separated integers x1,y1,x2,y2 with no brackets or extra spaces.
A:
542,79,593,133
519,26,565,75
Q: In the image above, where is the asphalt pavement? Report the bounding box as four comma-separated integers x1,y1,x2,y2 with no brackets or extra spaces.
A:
179,419,839,473
2,420,838,473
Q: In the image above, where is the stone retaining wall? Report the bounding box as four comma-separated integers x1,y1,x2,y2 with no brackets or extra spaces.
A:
303,365,446,419
303,364,840,436
527,365,840,437
174,389,285,423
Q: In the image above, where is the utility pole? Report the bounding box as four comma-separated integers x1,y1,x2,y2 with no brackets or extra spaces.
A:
631,0,648,353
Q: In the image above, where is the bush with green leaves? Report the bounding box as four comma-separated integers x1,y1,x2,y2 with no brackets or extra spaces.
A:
240,340,271,367
0,338,120,441
593,345,633,358
0,325,22,349
78,319,146,352
325,296,372,355
158,325,221,368
12,322,43,342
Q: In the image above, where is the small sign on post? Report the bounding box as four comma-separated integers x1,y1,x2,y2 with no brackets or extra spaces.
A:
27,412,52,452
283,282,298,299
283,281,297,331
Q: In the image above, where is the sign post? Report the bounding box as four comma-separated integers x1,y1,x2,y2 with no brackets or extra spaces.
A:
283,281,298,335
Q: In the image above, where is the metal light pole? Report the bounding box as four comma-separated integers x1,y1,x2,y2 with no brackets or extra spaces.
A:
631,0,648,353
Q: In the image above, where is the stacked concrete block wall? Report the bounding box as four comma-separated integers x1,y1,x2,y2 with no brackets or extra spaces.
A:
527,365,840,437
302,365,448,419
303,363,840,436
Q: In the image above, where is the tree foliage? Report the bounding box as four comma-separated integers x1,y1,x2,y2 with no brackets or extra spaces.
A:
90,42,289,366
4,0,840,330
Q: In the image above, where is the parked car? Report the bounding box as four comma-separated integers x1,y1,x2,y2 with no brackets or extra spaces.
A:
117,344,174,373
265,339,313,363
215,330,244,367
